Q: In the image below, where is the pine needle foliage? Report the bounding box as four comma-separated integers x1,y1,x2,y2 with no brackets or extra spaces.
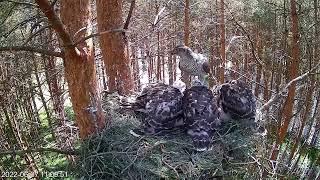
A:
77,93,265,179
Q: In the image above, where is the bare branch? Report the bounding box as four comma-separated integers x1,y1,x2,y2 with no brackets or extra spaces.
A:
73,29,129,46
123,0,136,30
230,18,264,68
0,147,79,156
35,0,73,46
2,15,41,37
0,3,15,26
23,25,51,45
223,2,264,69
0,46,63,57
2,0,38,7
152,0,173,27
259,62,320,112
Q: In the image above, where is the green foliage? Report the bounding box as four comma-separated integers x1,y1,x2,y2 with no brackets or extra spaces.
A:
307,147,320,164
251,1,277,28
64,106,75,122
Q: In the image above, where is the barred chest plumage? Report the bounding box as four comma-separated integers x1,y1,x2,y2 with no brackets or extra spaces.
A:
179,55,205,77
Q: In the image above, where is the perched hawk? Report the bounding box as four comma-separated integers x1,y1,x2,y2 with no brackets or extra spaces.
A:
183,80,221,151
215,80,256,122
129,83,184,137
171,45,210,84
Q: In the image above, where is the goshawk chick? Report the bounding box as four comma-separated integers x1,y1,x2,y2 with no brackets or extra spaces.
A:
215,80,256,122
183,80,221,151
129,83,184,137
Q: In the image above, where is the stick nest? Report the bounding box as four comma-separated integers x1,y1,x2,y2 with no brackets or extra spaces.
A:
77,92,265,179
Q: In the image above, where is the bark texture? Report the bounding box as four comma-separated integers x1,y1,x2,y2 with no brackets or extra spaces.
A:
97,0,134,94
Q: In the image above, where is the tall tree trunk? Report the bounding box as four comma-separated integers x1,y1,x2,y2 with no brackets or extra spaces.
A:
33,56,55,139
255,29,262,97
97,0,134,94
149,55,154,82
36,0,106,138
270,0,300,164
173,53,177,82
168,52,173,85
184,0,190,46
157,31,162,81
101,59,108,90
263,70,270,101
219,0,225,83
131,46,140,90
287,81,315,166
44,30,65,124
182,0,191,87
162,55,165,82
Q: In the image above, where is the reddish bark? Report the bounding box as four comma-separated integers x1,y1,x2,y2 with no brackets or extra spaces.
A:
184,0,190,46
255,29,262,97
96,0,134,94
219,0,225,83
288,80,315,165
36,0,106,138
182,0,191,87
270,0,300,163
157,31,161,81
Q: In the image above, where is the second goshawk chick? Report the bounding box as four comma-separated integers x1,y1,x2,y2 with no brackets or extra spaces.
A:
183,80,221,151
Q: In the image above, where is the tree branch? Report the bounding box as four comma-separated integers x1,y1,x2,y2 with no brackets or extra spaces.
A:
223,2,265,69
3,0,38,7
0,147,79,156
35,0,73,46
259,61,320,112
230,18,264,68
152,0,173,27
73,29,129,46
123,0,136,30
23,25,51,45
0,46,63,57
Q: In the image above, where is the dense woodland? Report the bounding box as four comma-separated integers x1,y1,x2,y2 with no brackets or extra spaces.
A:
0,0,319,179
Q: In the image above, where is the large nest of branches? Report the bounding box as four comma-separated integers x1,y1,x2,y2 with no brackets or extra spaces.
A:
77,92,266,179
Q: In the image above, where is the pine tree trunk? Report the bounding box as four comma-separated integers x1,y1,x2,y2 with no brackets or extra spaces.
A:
131,46,140,91
183,0,191,87
168,52,173,85
270,0,300,164
219,0,225,83
255,29,262,97
287,81,315,166
36,0,106,138
184,0,190,46
44,30,65,124
97,0,134,94
263,70,270,101
157,31,161,81
173,53,177,82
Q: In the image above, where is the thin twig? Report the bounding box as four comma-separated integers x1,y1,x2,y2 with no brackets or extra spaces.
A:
0,147,79,156
4,0,38,7
162,158,180,178
259,61,320,112
123,0,136,30
73,29,129,46
0,46,63,57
